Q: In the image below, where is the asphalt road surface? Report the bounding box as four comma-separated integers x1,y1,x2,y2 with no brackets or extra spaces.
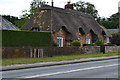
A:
1,59,119,78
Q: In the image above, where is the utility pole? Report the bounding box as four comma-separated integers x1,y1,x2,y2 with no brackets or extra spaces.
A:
50,0,53,46
52,0,54,7
118,1,120,32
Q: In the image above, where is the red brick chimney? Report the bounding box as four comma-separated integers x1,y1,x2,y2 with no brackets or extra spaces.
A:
65,1,74,10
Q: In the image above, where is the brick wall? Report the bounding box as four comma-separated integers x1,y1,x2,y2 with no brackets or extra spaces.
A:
83,46,101,54
2,47,81,59
53,30,66,46
2,46,119,59
76,32,92,47
54,30,93,47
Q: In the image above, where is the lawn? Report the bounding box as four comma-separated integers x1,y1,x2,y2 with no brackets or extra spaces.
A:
1,52,119,66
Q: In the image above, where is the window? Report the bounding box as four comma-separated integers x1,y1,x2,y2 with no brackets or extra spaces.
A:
106,37,110,43
57,37,63,47
31,27,40,31
86,38,91,44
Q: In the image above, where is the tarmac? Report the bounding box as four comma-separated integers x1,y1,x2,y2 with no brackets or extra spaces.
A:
1,55,119,71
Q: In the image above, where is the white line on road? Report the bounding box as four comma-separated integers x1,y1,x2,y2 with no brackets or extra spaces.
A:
19,64,119,78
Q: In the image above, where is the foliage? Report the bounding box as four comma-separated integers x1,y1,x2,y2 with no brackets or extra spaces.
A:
73,1,99,19
52,43,57,47
96,40,103,45
73,1,118,29
30,0,48,16
99,13,119,29
15,18,28,28
1,15,19,25
22,0,48,18
2,30,51,46
83,44,97,46
110,32,120,45
14,0,48,28
72,40,80,46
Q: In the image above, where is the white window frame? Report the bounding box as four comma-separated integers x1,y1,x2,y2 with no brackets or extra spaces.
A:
106,37,110,43
57,37,63,47
86,38,91,44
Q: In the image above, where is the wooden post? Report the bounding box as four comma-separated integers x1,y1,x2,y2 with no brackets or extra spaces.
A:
38,49,40,58
30,48,33,58
34,48,36,58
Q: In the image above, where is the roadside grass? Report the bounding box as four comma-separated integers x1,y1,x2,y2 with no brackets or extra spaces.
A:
1,52,119,66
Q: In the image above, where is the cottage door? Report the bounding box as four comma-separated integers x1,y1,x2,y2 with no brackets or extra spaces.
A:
57,37,63,47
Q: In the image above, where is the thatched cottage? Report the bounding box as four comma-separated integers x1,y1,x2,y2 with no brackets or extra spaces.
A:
22,2,108,47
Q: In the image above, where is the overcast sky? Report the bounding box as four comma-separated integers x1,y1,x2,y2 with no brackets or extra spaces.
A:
0,0,119,18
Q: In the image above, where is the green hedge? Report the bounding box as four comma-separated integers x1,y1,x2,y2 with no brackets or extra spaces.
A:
2,30,51,47
72,40,80,46
83,44,116,46
83,44,97,46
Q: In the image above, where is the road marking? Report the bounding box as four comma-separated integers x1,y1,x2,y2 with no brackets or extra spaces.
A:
20,64,119,78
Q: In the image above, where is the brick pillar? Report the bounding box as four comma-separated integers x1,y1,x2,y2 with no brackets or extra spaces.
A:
80,36,83,47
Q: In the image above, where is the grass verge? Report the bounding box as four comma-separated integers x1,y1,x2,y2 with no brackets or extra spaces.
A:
1,52,119,66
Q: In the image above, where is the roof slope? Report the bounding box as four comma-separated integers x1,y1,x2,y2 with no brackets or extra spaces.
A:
108,29,119,34
22,5,105,39
0,16,20,30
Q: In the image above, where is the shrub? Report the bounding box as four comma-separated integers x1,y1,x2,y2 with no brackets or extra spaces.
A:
72,40,80,46
96,40,103,46
2,30,51,46
111,32,120,45
52,43,57,47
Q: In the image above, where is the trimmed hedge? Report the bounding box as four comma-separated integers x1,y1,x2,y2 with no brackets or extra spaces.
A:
2,30,51,46
83,44,97,46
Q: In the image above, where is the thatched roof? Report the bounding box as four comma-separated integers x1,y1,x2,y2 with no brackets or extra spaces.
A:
108,29,119,34
0,16,20,30
22,5,105,40
100,26,111,37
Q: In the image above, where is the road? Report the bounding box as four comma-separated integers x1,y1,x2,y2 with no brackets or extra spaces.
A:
1,59,119,78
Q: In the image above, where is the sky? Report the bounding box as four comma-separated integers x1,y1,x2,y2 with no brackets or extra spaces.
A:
0,0,119,18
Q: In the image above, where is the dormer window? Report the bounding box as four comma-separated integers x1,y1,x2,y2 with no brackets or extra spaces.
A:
79,28,85,35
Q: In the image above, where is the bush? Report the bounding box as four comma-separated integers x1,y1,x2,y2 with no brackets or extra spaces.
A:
72,40,80,46
96,40,103,46
2,30,51,46
111,32,120,45
52,43,57,47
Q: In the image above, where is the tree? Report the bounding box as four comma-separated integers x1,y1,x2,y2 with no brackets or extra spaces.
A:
73,1,99,19
99,12,118,29
1,15,19,25
22,0,47,18
30,0,47,15
15,18,28,28
15,0,47,28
